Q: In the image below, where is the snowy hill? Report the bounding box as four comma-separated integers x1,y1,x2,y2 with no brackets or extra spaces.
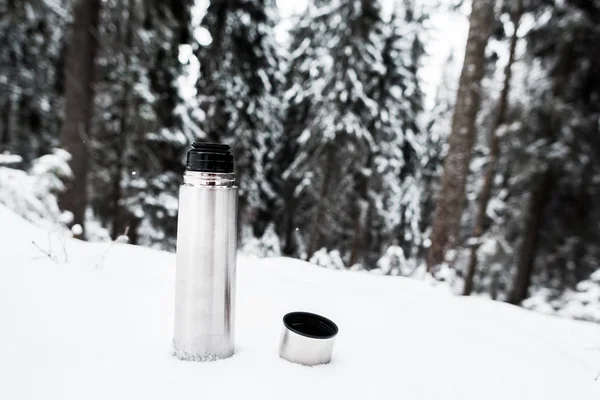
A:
1,205,600,400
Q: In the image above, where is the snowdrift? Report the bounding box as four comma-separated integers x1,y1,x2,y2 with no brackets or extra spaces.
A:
1,205,599,399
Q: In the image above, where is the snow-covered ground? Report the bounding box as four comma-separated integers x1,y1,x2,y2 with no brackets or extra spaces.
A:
1,204,600,400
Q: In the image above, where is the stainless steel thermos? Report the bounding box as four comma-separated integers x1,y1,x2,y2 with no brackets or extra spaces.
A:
173,142,237,361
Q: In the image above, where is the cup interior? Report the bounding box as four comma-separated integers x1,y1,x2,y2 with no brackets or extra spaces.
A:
283,312,338,339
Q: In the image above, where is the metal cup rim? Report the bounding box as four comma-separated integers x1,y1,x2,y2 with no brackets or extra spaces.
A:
282,311,339,340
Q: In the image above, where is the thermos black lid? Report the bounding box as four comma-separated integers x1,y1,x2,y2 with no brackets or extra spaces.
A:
186,142,234,173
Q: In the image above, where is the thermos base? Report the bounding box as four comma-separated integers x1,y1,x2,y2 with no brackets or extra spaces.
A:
172,340,234,362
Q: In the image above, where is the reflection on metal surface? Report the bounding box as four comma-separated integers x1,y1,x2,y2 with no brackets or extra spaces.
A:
173,171,237,361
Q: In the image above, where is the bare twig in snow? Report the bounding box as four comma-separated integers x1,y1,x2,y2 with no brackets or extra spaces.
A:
32,240,58,263
54,224,69,263
47,231,53,256
93,226,130,269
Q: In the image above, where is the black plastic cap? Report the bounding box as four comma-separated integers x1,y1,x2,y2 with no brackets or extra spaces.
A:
186,142,234,173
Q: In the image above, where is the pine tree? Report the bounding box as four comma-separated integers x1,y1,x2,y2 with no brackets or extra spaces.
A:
280,0,386,264
421,51,459,259
270,7,315,257
194,0,284,239
90,0,192,248
507,0,600,304
463,0,523,295
438,0,526,297
132,0,193,248
365,3,425,269
0,0,67,163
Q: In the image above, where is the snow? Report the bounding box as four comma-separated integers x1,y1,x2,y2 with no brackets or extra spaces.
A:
375,244,410,275
525,269,600,324
1,205,600,400
0,154,23,165
309,247,346,270
71,223,83,236
194,26,212,46
0,150,72,232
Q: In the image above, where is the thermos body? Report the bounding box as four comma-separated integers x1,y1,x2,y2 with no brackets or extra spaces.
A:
173,143,237,362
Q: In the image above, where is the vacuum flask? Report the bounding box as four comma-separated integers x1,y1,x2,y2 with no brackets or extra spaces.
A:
173,142,237,361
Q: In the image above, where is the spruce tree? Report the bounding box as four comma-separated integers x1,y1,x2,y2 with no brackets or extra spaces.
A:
365,3,425,269
463,0,524,296
421,51,459,258
0,0,67,163
194,0,284,240
270,7,315,257
281,0,384,264
90,0,193,248
507,0,600,303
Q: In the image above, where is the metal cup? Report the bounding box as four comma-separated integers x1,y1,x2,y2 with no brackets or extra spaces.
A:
278,311,338,366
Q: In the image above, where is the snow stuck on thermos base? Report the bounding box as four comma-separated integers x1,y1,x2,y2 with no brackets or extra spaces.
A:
173,143,237,361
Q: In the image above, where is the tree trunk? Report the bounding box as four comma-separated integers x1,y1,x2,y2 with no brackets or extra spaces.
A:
127,216,141,245
348,160,370,267
59,0,101,233
111,0,134,240
507,171,551,304
348,199,368,267
506,13,572,304
281,173,299,256
463,1,522,295
427,0,495,272
0,103,9,151
307,151,335,259
282,197,297,255
278,138,299,256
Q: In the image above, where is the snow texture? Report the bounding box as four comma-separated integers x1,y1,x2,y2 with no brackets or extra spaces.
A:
1,205,600,400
